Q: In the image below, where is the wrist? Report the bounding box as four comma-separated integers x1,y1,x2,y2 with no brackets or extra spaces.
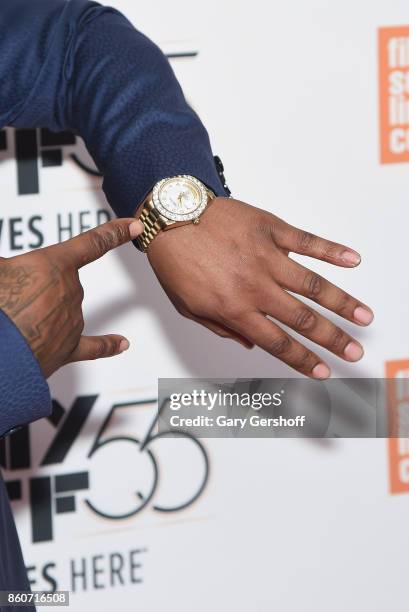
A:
134,175,220,253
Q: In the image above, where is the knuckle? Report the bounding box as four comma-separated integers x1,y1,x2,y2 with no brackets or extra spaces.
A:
328,327,348,353
335,292,352,316
90,224,125,257
217,299,245,323
269,334,292,356
93,338,109,359
292,307,316,332
322,241,339,260
224,305,244,322
106,339,118,357
110,222,128,245
296,231,315,251
89,232,108,259
303,272,322,299
296,348,317,373
255,218,274,241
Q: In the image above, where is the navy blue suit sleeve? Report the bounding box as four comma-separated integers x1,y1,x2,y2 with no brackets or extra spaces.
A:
0,0,229,215
0,0,228,434
0,310,51,438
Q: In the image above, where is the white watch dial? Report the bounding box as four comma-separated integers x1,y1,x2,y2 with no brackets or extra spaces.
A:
153,175,208,222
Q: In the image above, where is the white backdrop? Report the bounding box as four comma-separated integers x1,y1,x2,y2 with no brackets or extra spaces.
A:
1,1,409,610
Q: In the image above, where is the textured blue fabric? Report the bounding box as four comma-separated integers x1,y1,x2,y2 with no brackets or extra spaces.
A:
0,313,49,610
2,0,228,214
0,310,51,438
0,0,228,601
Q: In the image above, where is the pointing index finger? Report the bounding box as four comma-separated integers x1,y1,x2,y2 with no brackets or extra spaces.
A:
59,219,143,269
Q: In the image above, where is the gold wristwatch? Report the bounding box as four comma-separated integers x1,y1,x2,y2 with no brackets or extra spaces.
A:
135,175,216,252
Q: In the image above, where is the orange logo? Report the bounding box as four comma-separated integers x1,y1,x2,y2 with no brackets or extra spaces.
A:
386,360,409,494
379,26,409,163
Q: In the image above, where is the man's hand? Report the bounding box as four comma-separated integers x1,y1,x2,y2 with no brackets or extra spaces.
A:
147,198,374,379
0,218,143,378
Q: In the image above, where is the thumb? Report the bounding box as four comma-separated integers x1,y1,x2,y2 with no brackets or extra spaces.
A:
67,335,130,364
58,218,144,269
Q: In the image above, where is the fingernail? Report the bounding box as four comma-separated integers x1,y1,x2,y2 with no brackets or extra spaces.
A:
129,220,144,239
353,306,374,326
344,341,364,362
340,250,361,266
312,363,331,379
119,339,130,353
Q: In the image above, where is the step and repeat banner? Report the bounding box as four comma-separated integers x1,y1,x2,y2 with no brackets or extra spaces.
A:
1,1,409,610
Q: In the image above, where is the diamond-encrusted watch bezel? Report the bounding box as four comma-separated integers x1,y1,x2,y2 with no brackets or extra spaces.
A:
153,175,208,222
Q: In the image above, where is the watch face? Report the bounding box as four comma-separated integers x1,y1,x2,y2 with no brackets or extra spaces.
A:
153,175,208,222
